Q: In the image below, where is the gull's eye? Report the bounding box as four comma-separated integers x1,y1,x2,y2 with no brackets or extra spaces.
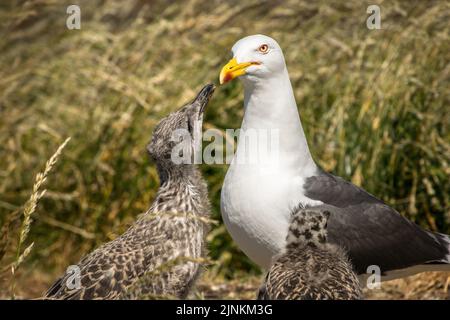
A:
258,44,269,53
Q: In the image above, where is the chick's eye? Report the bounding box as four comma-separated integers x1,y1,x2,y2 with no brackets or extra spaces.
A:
258,44,269,53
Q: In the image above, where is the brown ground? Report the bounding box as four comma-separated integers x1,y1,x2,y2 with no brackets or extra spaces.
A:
195,272,450,300
3,269,449,300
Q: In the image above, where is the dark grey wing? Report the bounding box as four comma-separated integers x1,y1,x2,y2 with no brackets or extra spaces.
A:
304,170,382,207
304,172,450,274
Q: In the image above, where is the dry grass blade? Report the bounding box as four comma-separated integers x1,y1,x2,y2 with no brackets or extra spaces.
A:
12,243,34,272
9,137,71,298
15,137,71,263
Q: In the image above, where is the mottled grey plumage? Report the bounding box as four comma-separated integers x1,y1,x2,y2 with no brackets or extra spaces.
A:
258,208,362,300
45,84,215,300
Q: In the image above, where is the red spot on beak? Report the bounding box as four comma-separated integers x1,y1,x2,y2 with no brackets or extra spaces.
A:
223,73,233,84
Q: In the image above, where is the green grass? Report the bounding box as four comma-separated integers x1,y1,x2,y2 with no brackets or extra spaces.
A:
0,0,449,297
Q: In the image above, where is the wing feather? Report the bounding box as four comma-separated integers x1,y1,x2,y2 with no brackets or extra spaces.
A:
304,171,449,274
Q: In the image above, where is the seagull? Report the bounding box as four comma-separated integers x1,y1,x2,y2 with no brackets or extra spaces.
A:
219,34,450,281
258,208,362,300
45,84,215,299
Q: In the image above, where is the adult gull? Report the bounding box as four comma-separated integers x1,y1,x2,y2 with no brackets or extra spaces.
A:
219,34,450,280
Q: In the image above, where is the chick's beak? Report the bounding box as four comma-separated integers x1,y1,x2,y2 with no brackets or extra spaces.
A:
219,58,259,85
194,83,215,116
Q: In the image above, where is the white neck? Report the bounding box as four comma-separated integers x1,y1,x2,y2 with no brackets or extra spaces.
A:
236,68,316,175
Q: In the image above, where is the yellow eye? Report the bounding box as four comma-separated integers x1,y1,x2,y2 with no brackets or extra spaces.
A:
258,44,269,53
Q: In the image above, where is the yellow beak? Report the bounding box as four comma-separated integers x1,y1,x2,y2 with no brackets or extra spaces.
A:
219,58,259,85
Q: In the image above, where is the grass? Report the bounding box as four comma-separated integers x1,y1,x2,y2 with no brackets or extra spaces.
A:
0,0,449,298
1,136,70,298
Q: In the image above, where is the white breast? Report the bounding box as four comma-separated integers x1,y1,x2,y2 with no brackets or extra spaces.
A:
221,160,322,268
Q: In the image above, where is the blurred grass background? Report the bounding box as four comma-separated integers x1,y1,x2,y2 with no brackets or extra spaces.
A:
0,0,449,298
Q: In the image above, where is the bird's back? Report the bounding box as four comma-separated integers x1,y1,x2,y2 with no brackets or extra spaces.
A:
45,207,208,299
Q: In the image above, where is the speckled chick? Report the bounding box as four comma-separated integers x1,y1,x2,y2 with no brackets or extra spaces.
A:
45,84,215,300
258,208,363,300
